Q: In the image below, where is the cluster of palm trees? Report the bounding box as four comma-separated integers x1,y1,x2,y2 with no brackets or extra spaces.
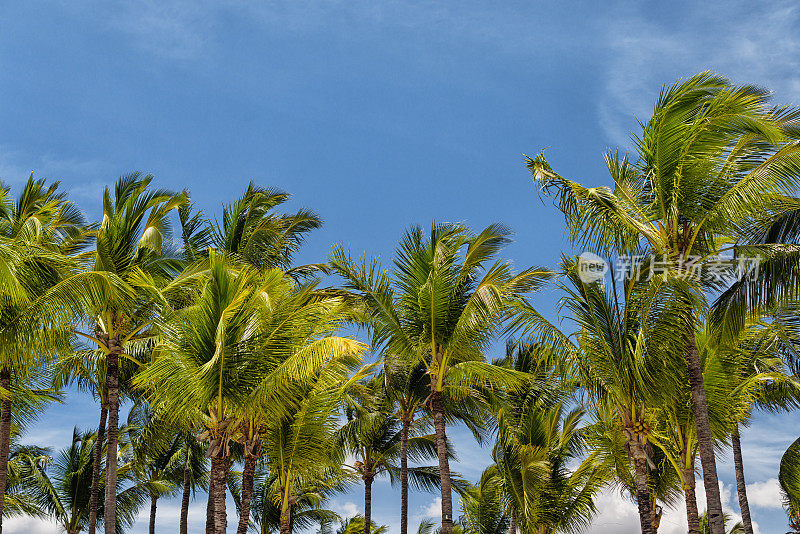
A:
1,71,800,534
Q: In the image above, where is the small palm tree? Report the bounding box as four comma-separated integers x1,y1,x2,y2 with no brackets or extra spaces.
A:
335,515,389,534
126,404,187,534
254,462,344,533
17,428,147,534
330,222,551,534
175,431,208,534
380,356,431,534
780,437,800,533
698,512,745,534
336,388,441,534
458,466,509,534
493,370,605,534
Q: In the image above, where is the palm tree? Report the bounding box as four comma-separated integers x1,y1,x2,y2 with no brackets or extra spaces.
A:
336,388,441,534
209,182,324,276
330,222,550,533
379,357,431,534
253,463,344,534
46,173,186,534
528,72,800,534
175,431,208,534
0,176,90,531
780,437,800,533
698,512,745,534
135,251,364,534
263,370,363,534
458,466,509,534
17,428,147,534
490,340,602,534
517,256,687,533
334,515,389,534
126,404,188,534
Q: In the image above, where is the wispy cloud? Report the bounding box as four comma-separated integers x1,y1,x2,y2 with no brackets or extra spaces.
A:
597,0,800,147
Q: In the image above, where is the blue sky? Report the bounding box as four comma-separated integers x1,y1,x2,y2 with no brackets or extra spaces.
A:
2,1,800,533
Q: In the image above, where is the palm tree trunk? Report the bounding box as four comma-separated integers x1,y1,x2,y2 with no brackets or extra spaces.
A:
87,402,107,534
0,367,12,534
686,335,725,534
279,499,291,534
732,425,754,534
211,455,230,534
431,389,454,534
683,464,701,534
400,418,409,534
236,451,257,534
149,494,158,534
104,338,121,534
509,506,516,534
180,445,192,534
633,455,653,534
206,460,215,534
364,475,373,534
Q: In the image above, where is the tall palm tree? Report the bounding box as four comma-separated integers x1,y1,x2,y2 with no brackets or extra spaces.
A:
46,173,186,534
330,222,550,533
528,72,800,534
252,462,344,534
263,367,365,534
209,182,324,277
0,176,90,531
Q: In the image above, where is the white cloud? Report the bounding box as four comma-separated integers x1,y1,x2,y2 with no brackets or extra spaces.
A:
588,479,763,534
747,478,783,510
3,516,59,534
420,496,441,519
331,499,359,518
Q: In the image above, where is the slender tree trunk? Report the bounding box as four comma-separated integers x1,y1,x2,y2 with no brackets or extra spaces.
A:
104,338,121,534
633,454,654,534
431,389,453,534
0,368,12,534
237,449,258,534
732,425,754,534
88,402,107,534
364,475,373,534
400,418,409,534
180,444,192,534
683,464,701,534
279,499,291,534
205,459,216,534
509,506,516,534
686,335,725,534
211,456,230,534
149,494,158,534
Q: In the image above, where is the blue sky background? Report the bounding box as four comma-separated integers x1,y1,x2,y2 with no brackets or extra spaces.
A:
2,1,800,533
